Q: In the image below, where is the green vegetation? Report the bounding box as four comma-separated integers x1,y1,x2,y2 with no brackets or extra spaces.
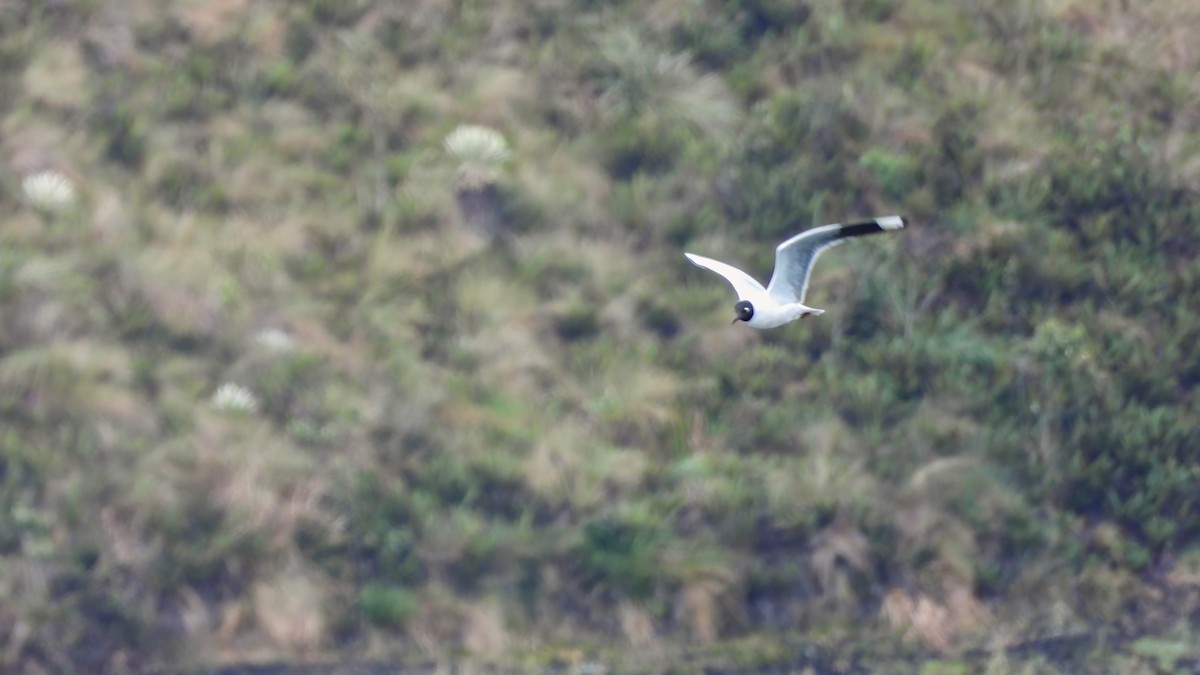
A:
2,0,1199,672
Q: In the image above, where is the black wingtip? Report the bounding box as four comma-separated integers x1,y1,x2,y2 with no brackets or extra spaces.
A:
836,216,906,238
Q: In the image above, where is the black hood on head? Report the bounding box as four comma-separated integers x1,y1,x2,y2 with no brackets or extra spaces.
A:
732,300,754,323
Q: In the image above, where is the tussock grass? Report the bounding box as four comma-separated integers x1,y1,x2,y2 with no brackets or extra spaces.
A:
525,421,649,512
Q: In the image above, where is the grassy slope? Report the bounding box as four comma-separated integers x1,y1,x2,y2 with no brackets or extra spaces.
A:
1,0,1198,672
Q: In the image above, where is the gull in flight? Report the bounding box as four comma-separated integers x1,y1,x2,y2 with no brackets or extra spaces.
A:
685,215,907,329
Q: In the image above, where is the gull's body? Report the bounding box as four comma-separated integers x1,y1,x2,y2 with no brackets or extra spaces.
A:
685,215,906,329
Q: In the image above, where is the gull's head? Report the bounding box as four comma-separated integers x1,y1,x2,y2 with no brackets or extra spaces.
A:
732,300,754,324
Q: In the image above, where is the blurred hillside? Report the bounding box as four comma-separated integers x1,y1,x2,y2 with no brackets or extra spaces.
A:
1,0,1199,672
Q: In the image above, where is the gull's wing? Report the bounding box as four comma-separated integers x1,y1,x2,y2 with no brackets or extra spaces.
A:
684,252,767,301
766,215,906,304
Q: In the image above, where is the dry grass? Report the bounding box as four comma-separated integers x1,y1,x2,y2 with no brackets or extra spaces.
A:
460,66,538,128
133,245,233,339
617,600,658,649
524,423,648,510
173,0,253,47
1166,552,1200,590
882,580,990,652
585,361,680,449
21,41,90,110
512,135,613,230
1057,0,1200,73
810,520,871,600
763,419,879,519
680,579,721,644
461,597,509,657
454,267,539,333
408,585,467,655
252,557,327,656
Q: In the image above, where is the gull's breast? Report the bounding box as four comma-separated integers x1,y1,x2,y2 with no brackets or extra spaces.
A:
747,302,812,329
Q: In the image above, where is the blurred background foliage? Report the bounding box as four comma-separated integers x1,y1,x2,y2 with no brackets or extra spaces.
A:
1,0,1198,672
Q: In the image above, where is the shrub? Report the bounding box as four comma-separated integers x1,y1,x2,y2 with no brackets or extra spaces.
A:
94,99,147,169
668,7,748,69
579,511,669,598
719,0,812,37
358,584,417,629
920,100,985,207
859,148,917,203
339,473,424,585
304,0,371,26
726,87,870,239
553,301,601,342
1065,404,1200,552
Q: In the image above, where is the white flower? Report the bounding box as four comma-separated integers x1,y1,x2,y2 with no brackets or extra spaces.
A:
444,124,510,164
211,383,259,413
22,170,76,213
254,328,294,353
444,124,510,190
